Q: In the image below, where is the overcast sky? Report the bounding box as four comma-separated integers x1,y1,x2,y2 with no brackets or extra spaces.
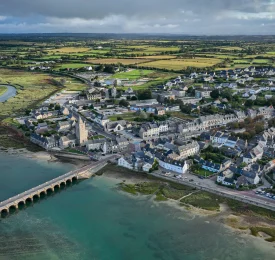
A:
0,0,274,34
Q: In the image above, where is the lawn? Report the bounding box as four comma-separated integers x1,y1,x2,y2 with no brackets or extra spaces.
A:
65,148,85,154
87,58,149,65
169,111,195,120
0,86,7,96
108,112,136,121
52,76,87,91
192,167,214,177
57,63,90,70
111,69,154,80
138,58,222,70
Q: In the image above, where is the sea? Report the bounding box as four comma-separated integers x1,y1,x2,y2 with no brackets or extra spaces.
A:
0,153,274,260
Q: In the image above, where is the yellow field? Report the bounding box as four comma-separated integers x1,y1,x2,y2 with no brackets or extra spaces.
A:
48,47,91,53
138,58,222,70
87,58,149,65
220,47,243,51
136,55,176,59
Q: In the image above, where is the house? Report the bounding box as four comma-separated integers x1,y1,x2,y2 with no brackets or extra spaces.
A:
105,120,127,132
211,131,229,145
118,157,134,170
86,138,106,151
172,89,186,97
139,123,160,140
57,121,72,132
155,153,189,174
195,89,211,99
217,170,235,186
35,123,48,134
59,134,76,149
30,133,59,150
86,88,102,100
168,141,200,160
155,106,166,116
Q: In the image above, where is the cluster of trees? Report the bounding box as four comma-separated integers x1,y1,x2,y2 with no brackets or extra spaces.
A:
94,64,117,74
49,103,61,110
245,96,275,108
210,89,237,102
229,116,265,140
134,113,170,122
137,90,152,100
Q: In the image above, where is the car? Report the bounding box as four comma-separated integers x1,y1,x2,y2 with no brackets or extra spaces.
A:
189,179,194,182
199,176,204,179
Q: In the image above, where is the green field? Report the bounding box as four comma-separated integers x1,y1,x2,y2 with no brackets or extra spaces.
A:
57,63,90,69
0,69,88,117
0,86,8,96
111,69,154,80
108,112,136,121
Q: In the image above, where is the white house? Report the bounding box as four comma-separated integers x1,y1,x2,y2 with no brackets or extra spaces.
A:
118,157,134,170
157,156,189,174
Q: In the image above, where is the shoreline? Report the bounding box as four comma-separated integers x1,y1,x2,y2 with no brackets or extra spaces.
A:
0,146,89,168
97,164,275,246
1,149,275,246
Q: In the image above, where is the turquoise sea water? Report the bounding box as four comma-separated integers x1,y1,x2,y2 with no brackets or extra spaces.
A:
0,153,275,260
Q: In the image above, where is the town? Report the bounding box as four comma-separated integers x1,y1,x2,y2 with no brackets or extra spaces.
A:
11,64,275,209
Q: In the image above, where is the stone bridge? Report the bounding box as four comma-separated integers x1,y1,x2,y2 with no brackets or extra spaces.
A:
0,156,117,215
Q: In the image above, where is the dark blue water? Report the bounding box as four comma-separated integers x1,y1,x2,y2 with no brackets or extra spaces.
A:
0,153,274,260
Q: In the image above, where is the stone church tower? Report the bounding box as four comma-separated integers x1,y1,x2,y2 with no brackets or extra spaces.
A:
76,116,88,145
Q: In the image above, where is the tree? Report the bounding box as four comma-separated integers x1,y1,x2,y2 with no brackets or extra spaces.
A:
139,110,148,119
119,100,129,108
54,104,61,110
131,96,137,101
137,90,152,100
117,116,123,120
180,103,192,114
210,89,220,99
221,90,232,101
244,100,254,107
255,122,264,134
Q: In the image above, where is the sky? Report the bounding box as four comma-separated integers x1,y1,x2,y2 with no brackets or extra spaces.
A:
0,0,274,34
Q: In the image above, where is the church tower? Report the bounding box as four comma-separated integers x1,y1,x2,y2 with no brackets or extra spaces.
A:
76,116,88,145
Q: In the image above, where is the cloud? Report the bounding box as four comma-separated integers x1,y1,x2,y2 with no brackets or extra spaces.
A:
0,0,274,34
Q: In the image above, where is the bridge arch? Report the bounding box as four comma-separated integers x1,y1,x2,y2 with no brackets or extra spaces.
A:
54,184,60,190
33,194,40,200
60,181,66,187
40,191,47,196
18,201,25,207
9,205,17,212
66,179,72,184
46,187,54,193
1,208,9,215
72,176,78,182
25,197,33,204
